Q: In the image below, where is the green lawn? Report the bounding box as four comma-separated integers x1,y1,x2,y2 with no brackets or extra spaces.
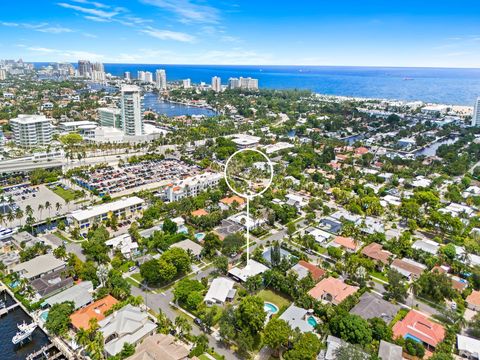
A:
369,270,388,282
52,186,83,202
257,289,291,309
53,231,71,243
130,273,144,283
198,355,210,360
125,277,140,288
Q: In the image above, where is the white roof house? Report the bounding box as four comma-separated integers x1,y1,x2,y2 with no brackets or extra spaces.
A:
105,234,138,258
439,203,475,218
99,304,157,357
231,134,260,148
69,196,144,223
411,176,432,188
45,281,93,309
412,239,440,255
285,193,307,209
330,210,362,225
228,260,268,282
279,304,315,333
204,277,235,305
11,253,66,280
457,335,480,359
305,227,332,244
171,239,203,257
228,211,265,229
263,142,294,154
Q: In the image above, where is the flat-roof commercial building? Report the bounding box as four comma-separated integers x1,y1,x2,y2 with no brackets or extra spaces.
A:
58,120,97,133
98,107,122,129
68,196,144,231
10,114,53,147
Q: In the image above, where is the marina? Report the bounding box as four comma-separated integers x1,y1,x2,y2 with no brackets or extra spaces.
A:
0,289,59,360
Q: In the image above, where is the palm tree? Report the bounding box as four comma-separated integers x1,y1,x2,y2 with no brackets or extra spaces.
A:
15,208,23,226
6,210,15,224
65,198,71,211
38,204,44,219
45,201,52,218
55,202,62,213
25,205,33,217
175,316,191,337
0,213,5,227
75,328,90,347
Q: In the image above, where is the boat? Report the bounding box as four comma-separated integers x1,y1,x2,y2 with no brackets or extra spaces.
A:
403,77,414,80
12,322,37,345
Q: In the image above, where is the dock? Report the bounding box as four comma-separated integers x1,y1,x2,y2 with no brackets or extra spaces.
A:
26,343,56,360
0,302,20,316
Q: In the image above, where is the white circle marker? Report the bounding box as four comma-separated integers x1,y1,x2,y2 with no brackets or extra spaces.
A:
224,148,274,265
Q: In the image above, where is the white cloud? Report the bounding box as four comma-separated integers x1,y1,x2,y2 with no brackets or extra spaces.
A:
140,0,220,24
0,21,73,34
83,15,111,22
69,0,110,9
57,2,120,19
140,27,195,42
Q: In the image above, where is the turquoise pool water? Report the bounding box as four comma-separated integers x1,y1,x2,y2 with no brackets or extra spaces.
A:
307,315,318,327
194,233,205,241
10,280,19,289
178,225,188,234
40,310,49,322
264,302,279,314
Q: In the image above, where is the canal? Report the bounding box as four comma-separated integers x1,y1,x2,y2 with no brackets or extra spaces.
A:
0,291,50,360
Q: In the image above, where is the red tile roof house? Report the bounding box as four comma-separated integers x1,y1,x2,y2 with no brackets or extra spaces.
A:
392,310,446,352
296,260,326,282
466,290,480,312
361,242,393,271
330,236,361,253
308,277,359,305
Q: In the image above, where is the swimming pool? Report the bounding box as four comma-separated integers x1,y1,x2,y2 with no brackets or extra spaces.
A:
39,310,49,322
264,302,279,315
194,233,205,241
307,315,318,327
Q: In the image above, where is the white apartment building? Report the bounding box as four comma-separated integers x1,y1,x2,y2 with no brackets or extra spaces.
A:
472,97,480,127
121,85,143,136
10,114,53,147
156,69,167,90
212,76,221,92
144,71,153,83
137,71,145,81
0,69,6,80
124,71,131,81
164,172,222,202
228,77,258,90
183,78,191,88
98,107,122,128
91,70,106,82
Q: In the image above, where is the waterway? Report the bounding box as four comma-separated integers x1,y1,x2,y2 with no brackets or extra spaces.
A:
143,93,216,117
0,291,50,360
414,137,459,157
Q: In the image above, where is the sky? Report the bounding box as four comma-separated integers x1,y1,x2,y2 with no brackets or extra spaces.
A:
1,0,480,67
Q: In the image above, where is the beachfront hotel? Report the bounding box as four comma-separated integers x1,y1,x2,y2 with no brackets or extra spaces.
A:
67,196,144,231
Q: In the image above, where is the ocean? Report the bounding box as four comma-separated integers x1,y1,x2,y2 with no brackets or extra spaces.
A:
100,64,480,106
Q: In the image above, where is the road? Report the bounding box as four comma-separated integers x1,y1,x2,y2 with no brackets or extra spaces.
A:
128,265,242,360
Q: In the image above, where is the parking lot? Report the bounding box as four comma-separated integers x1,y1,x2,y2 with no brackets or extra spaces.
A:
71,159,200,196
2,184,85,227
